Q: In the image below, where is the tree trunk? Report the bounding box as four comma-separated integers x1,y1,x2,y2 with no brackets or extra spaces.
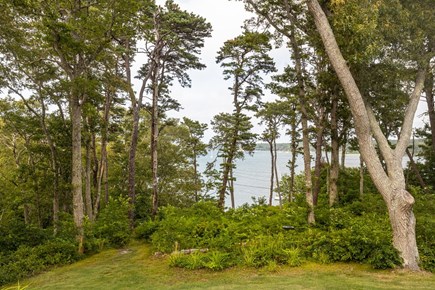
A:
307,0,426,269
387,184,419,271
273,138,282,208
330,96,339,206
124,38,153,223
341,141,346,169
288,18,315,224
194,154,199,202
425,73,435,153
85,135,93,220
359,155,364,196
313,126,324,206
95,88,112,219
289,115,298,202
219,156,233,208
218,130,238,208
91,133,99,190
302,116,315,224
229,167,235,209
151,79,159,218
70,95,84,254
268,140,274,206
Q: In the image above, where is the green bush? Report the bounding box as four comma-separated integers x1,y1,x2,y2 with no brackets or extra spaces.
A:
94,196,131,248
151,202,233,253
134,220,159,241
150,189,432,272
0,239,79,286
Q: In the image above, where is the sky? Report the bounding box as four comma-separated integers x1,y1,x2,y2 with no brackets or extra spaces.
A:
145,0,427,142
150,0,289,141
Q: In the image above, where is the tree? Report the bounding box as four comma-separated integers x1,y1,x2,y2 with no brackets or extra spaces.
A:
215,30,276,208
208,112,257,208
181,117,208,202
142,0,212,217
256,101,285,206
306,0,431,270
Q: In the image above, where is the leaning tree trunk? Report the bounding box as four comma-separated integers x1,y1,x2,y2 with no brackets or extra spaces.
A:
307,0,426,270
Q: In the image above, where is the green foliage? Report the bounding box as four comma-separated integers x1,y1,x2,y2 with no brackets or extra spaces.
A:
93,197,131,248
168,250,231,271
241,234,289,267
134,219,159,241
151,202,231,253
414,192,435,272
150,191,417,271
0,239,79,286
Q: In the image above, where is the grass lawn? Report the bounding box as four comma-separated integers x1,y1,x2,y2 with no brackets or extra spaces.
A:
10,243,434,290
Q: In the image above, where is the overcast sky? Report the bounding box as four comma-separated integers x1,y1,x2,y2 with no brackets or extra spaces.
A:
150,0,289,141
148,0,427,142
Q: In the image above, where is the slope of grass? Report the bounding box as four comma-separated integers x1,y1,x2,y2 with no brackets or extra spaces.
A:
10,243,435,290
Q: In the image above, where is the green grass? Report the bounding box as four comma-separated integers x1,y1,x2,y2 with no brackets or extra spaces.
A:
8,243,435,290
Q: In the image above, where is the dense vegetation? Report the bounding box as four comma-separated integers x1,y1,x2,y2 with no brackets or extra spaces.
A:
140,170,434,272
0,0,434,287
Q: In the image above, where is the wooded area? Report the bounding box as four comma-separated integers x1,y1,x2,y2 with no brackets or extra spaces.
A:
0,0,434,285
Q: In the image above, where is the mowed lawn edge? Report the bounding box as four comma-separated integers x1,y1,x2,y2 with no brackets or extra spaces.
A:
9,243,434,290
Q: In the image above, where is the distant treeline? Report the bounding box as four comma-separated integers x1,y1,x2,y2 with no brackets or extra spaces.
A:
255,139,424,153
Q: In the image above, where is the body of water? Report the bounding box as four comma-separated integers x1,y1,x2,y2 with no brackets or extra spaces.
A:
198,151,409,208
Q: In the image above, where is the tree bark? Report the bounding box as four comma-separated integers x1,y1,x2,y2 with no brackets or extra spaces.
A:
70,95,84,254
124,38,153,223
84,133,93,220
273,137,282,208
289,113,298,202
306,0,426,269
425,73,435,153
94,88,111,219
151,72,160,218
288,16,314,224
330,95,339,206
359,155,364,196
313,125,324,206
268,140,274,206
229,167,235,209
341,141,346,169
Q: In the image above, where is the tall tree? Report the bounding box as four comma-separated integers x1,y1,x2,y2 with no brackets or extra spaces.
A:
215,30,276,208
306,0,432,270
257,101,285,206
208,112,257,208
142,0,212,217
181,117,208,202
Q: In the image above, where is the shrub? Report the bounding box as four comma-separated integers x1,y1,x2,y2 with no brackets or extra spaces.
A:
283,248,303,267
204,251,231,271
135,220,159,241
0,239,79,286
94,196,131,248
151,202,232,253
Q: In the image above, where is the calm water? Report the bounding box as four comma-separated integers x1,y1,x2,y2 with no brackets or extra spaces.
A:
198,151,409,208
